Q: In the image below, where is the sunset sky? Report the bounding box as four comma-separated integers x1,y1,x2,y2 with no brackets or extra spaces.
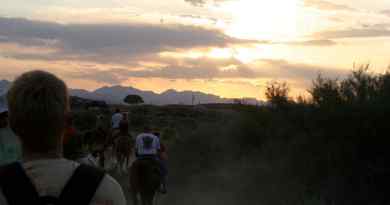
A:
1,0,390,99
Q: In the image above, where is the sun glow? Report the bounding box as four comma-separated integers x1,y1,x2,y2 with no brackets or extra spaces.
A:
223,0,300,41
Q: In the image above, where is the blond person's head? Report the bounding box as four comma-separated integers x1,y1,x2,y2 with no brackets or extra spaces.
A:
7,70,69,154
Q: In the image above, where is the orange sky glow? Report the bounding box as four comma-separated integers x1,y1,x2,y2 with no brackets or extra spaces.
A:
1,0,390,100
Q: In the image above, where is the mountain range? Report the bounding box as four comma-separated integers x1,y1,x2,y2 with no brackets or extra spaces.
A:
0,80,262,105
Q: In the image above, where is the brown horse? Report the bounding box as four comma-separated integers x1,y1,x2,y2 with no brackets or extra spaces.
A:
129,159,161,205
114,134,134,171
84,127,111,168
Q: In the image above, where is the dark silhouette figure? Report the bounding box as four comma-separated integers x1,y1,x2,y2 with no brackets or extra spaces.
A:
129,158,161,205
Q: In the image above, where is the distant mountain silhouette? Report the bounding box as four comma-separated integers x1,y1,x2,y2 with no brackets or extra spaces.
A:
71,85,263,105
0,80,11,96
0,80,262,105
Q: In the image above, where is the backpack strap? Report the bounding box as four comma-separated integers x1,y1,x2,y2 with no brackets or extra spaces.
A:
0,162,41,205
40,196,58,204
57,164,105,205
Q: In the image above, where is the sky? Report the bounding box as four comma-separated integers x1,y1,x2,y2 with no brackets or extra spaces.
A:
0,0,390,100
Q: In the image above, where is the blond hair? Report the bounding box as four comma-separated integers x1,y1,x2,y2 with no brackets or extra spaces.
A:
7,70,69,153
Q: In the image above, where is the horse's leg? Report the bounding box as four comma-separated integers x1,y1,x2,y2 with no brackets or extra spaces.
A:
131,191,138,205
150,193,157,205
125,154,130,171
120,155,125,174
99,151,105,168
140,194,147,205
141,192,155,205
117,155,123,174
153,192,159,205
129,166,137,205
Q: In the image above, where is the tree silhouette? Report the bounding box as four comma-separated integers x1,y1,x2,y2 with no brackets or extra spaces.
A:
309,74,342,107
124,94,144,105
265,80,290,107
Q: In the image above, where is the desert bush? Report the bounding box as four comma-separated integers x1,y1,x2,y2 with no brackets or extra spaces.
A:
72,110,97,131
265,80,290,108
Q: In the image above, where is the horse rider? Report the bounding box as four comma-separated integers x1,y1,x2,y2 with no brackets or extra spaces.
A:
113,114,133,171
134,125,167,194
111,108,123,132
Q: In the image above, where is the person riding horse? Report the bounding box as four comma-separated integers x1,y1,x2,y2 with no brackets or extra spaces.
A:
130,125,165,205
113,115,133,172
111,109,123,131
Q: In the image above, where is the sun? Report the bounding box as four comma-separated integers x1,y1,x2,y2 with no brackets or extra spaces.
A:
222,0,300,41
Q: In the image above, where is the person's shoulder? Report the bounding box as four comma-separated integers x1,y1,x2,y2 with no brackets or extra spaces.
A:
137,133,148,137
93,174,126,205
135,133,144,141
151,134,159,140
23,158,79,172
135,133,142,138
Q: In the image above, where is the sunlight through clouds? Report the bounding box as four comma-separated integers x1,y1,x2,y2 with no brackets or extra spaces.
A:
1,0,390,100
222,0,300,40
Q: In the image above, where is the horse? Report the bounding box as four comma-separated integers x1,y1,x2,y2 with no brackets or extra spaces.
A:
83,127,111,168
114,134,134,172
129,158,161,205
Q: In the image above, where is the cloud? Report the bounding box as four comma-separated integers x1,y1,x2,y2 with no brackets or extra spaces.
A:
68,57,255,84
382,10,390,17
287,39,337,46
186,0,355,11
0,17,252,63
313,28,390,39
304,0,355,11
184,0,230,7
259,59,348,80
67,68,130,85
178,14,218,24
184,0,207,7
66,57,348,85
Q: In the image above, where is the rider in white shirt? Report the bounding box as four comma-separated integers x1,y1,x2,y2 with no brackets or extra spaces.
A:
135,127,160,158
134,126,168,194
111,109,123,130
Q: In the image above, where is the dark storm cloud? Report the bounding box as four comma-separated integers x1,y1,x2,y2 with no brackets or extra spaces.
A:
0,17,252,63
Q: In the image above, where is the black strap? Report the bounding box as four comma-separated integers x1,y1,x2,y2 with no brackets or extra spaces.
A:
57,164,105,205
0,162,42,205
40,196,58,204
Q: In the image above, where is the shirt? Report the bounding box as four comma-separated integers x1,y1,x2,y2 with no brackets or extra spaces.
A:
76,154,99,167
63,126,77,145
0,127,22,166
0,158,126,205
135,133,160,156
111,113,123,129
